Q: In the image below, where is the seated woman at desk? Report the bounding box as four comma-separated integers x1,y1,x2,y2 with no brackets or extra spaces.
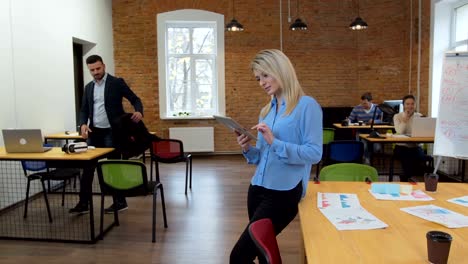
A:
349,92,383,124
393,94,431,182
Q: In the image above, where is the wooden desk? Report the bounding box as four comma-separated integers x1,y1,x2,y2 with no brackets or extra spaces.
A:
299,181,468,264
333,123,394,129
359,134,434,181
359,134,434,144
44,132,84,144
0,147,114,243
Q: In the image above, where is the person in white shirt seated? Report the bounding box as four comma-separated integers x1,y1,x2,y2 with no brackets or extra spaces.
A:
393,94,432,182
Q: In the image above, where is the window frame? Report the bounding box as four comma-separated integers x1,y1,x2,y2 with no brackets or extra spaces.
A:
450,0,468,50
157,9,225,120
430,0,468,117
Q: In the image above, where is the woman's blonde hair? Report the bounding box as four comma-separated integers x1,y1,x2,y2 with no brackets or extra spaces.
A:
250,49,304,118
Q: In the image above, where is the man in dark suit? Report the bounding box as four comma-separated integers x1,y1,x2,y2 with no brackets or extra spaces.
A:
69,54,143,214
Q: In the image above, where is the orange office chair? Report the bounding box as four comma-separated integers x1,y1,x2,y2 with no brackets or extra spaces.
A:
150,139,192,195
248,218,282,264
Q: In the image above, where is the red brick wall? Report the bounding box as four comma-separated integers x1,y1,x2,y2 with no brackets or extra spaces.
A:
112,0,431,152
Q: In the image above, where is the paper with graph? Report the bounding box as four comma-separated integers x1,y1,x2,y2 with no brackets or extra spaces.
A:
400,204,468,228
368,189,434,201
317,192,388,230
447,196,468,207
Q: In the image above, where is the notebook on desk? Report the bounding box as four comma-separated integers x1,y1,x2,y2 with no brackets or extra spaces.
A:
2,129,52,153
411,118,436,137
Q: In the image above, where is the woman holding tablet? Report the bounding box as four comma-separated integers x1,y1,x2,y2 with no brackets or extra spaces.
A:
229,49,322,263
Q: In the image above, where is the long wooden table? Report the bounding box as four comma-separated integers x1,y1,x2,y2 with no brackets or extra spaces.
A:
0,147,114,243
44,132,84,144
299,181,468,263
359,134,435,181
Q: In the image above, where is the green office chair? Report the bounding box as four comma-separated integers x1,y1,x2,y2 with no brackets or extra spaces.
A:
315,128,336,177
319,163,378,182
97,160,168,242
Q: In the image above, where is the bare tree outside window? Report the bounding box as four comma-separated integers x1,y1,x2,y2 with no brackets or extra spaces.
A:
167,24,216,117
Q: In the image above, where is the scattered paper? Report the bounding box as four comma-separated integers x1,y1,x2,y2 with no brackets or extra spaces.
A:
317,192,361,209
317,193,387,230
319,208,388,230
400,204,468,228
447,196,468,207
369,189,434,201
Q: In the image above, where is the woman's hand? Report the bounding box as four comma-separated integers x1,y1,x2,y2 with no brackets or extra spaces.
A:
252,123,274,145
235,131,251,152
403,110,414,122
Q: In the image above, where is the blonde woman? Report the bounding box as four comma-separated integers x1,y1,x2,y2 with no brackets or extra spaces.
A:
230,49,322,263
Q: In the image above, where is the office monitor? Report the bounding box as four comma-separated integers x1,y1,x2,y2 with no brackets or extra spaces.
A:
382,99,403,123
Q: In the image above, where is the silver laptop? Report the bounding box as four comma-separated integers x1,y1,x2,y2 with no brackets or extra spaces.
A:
2,129,52,153
411,117,436,137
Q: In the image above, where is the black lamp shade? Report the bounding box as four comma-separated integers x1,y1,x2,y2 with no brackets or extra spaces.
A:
349,17,368,30
226,19,244,31
290,18,308,31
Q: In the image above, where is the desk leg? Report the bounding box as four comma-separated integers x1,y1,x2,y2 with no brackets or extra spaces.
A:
367,142,374,166
389,155,394,182
89,194,95,241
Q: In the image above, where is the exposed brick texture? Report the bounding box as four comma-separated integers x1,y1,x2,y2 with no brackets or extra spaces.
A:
112,0,430,152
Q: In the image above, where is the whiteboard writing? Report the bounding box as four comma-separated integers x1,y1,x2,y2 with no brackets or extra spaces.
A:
433,52,468,158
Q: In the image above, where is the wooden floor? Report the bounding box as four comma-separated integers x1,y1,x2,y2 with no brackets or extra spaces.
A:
0,155,304,263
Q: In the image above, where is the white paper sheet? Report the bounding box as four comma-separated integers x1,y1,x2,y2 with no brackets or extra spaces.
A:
317,192,361,209
400,204,468,228
369,189,434,201
447,196,468,207
317,193,388,230
319,208,389,230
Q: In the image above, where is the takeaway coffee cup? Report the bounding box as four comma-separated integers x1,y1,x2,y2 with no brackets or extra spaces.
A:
358,121,363,126
426,231,452,264
424,173,439,192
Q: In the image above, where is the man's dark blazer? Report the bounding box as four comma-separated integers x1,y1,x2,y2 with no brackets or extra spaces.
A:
79,74,143,129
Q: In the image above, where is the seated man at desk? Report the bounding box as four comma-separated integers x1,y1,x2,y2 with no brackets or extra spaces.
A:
349,92,383,124
393,94,431,182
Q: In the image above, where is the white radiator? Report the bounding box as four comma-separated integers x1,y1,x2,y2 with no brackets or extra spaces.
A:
169,127,214,152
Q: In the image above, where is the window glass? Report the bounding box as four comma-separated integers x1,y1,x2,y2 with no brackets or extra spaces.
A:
168,28,190,54
157,10,225,119
455,4,468,43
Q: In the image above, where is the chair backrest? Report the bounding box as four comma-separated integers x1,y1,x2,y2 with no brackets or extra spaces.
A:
325,140,364,165
97,160,149,197
248,218,282,264
323,128,335,145
151,139,185,162
319,163,378,182
21,143,53,175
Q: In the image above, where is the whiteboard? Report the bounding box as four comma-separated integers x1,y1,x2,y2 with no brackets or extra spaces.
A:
433,52,468,158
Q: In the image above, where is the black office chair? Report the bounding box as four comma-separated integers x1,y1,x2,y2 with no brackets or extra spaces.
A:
22,159,80,223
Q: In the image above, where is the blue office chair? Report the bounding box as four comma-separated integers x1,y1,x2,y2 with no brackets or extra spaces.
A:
22,146,81,223
322,140,364,166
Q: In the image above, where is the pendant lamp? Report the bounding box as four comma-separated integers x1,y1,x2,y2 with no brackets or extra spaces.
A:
290,0,307,31
226,0,244,31
349,0,367,30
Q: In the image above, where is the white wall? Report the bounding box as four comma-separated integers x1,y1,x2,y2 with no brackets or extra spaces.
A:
0,0,114,146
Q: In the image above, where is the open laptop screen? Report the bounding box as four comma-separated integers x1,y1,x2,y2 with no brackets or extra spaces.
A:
2,129,52,153
411,118,436,137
